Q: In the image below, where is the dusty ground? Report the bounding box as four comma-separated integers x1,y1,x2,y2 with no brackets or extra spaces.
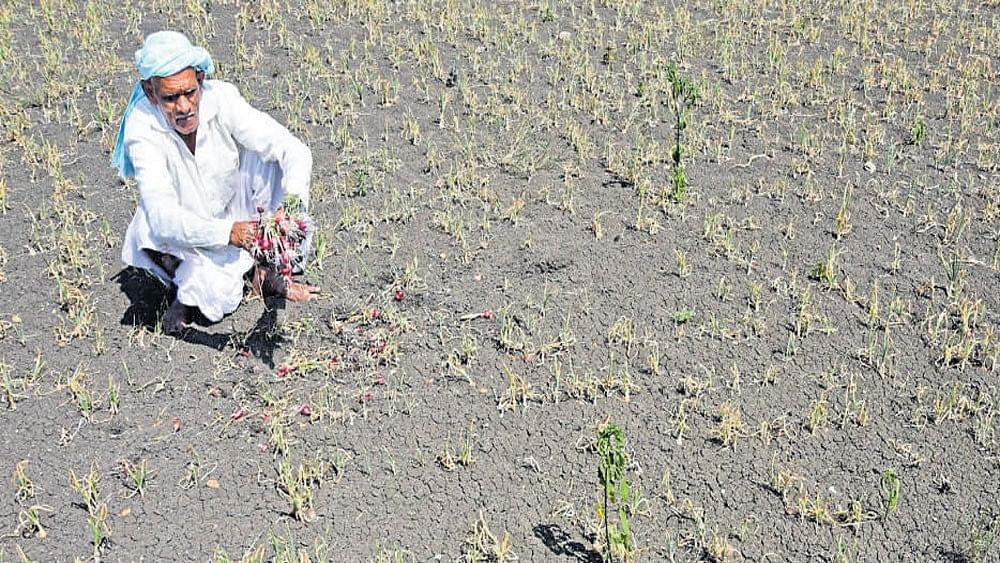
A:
0,1,998,562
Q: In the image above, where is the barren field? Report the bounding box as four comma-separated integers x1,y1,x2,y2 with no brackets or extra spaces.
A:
1,1,998,561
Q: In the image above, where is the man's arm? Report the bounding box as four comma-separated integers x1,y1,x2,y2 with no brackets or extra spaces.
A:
127,133,233,249
215,81,313,207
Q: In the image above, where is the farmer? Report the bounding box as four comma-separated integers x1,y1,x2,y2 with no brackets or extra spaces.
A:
113,31,319,334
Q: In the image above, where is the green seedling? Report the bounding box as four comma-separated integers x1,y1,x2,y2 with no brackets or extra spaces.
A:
498,363,540,412
909,116,926,145
14,460,35,502
371,545,414,563
644,339,662,376
672,309,695,324
260,523,331,563
437,433,457,471
747,281,764,314
812,244,841,289
86,502,111,560
880,468,901,517
276,455,324,522
607,317,636,354
66,365,94,421
767,457,803,502
330,448,351,483
120,459,152,498
965,513,1000,563
437,429,476,471
210,546,245,563
68,462,101,512
596,420,635,562
840,374,871,428
70,463,110,560
832,534,855,563
659,469,676,505
1,361,23,410
178,449,216,490
665,63,699,204
17,504,52,540
714,402,745,446
674,248,691,277
592,211,606,240
834,184,853,239
706,529,735,562
458,429,476,468
463,512,515,562
277,456,313,522
807,394,829,435
267,416,291,458
106,375,119,416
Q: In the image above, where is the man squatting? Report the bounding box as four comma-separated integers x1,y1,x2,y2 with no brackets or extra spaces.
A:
113,31,319,334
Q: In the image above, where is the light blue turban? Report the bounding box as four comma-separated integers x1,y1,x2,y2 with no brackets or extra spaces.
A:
111,31,214,178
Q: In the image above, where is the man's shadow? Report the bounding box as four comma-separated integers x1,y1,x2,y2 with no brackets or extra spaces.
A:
241,296,285,368
114,267,172,329
533,524,603,562
113,267,284,366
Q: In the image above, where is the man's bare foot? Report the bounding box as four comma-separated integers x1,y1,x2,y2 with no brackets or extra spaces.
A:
162,299,192,335
286,281,321,302
250,266,319,301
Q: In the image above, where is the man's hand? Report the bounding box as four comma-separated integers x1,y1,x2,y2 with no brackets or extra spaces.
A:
229,221,257,250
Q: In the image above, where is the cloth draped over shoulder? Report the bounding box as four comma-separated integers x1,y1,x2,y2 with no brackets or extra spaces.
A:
111,30,215,178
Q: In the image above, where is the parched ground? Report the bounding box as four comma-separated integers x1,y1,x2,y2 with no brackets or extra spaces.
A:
0,1,998,562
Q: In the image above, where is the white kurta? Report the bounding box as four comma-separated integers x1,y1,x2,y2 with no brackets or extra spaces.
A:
121,80,312,321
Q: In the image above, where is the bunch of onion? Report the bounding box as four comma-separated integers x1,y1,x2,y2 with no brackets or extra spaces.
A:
250,196,310,282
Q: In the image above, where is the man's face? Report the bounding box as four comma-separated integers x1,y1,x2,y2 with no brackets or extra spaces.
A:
143,67,203,136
